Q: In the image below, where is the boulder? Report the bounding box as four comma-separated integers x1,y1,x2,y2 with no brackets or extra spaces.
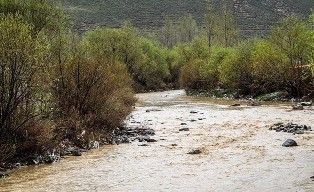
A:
282,139,298,147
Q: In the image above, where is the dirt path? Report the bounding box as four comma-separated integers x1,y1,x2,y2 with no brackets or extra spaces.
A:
1,90,313,191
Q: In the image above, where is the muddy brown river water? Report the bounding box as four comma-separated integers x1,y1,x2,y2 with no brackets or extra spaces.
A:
1,90,314,192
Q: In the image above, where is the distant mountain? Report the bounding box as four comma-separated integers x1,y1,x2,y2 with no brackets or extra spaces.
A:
62,0,314,37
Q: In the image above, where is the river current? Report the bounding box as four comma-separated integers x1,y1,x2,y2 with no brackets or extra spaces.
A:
1,90,313,191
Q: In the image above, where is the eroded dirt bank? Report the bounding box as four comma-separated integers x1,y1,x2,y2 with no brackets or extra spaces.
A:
1,90,313,191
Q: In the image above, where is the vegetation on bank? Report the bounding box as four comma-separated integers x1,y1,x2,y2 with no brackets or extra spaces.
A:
0,0,137,166
1,0,314,167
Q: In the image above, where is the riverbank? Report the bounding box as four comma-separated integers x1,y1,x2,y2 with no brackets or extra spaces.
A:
1,90,314,191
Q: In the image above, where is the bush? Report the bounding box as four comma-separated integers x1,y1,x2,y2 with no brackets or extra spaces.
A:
52,41,136,146
82,25,170,92
251,40,290,93
180,59,213,90
0,14,54,162
218,41,254,94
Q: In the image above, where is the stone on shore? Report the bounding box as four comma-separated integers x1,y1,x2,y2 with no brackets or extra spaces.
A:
282,139,298,147
179,128,190,131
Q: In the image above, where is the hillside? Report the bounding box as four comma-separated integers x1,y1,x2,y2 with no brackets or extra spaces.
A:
62,0,314,37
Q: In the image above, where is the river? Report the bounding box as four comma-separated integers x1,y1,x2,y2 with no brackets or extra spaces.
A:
1,90,314,191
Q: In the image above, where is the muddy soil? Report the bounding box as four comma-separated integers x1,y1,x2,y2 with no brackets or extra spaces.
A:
1,90,313,192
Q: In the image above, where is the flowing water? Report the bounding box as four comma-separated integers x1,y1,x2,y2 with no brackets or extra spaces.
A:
1,90,314,192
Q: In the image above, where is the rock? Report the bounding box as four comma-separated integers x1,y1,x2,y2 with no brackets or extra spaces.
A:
293,130,304,134
44,154,59,164
0,167,7,172
88,141,100,149
179,128,190,131
0,173,9,179
187,149,202,154
115,135,131,144
138,135,150,142
71,149,82,156
300,101,312,106
147,138,157,142
231,104,241,107
270,123,310,134
146,109,162,112
258,91,289,101
282,139,298,147
171,144,178,146
292,103,304,110
138,144,149,146
247,98,260,106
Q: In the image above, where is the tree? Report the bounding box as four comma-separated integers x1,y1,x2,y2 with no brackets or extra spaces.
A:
0,14,52,159
220,0,237,47
136,38,170,90
160,15,199,48
269,16,313,96
218,41,253,94
51,33,136,146
251,40,290,93
178,14,199,43
0,0,68,35
204,0,237,48
204,0,215,49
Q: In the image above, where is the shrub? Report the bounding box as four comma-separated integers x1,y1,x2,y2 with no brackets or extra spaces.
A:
180,59,214,90
218,41,254,94
52,42,136,146
0,14,54,162
251,40,290,93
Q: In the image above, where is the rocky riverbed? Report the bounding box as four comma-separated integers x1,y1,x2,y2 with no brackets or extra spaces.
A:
1,90,314,191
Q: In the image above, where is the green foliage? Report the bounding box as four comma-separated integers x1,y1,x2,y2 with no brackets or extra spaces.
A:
52,43,136,145
83,25,170,91
180,59,219,90
0,0,68,35
251,40,290,92
159,14,200,48
136,38,170,90
169,37,210,88
269,16,314,96
218,41,253,93
0,14,52,160
269,16,312,67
